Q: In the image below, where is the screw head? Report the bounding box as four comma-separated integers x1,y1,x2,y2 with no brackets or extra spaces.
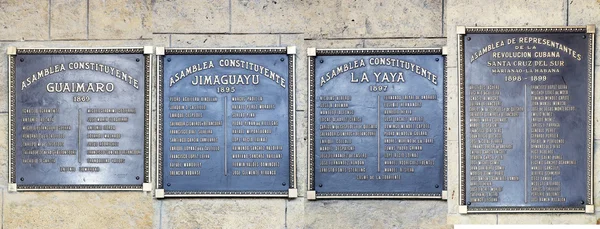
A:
435,58,439,62
136,58,140,62
282,182,286,186
20,177,24,181
467,202,471,205
467,37,471,41
135,176,140,180
280,58,285,62
167,183,171,186
581,200,585,204
435,184,439,188
20,58,24,62
167,58,171,62
319,59,324,63
583,35,587,39
318,184,323,187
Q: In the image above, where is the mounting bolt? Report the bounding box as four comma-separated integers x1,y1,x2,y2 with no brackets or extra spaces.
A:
282,182,286,186
467,202,471,205
467,37,471,41
20,58,24,62
167,183,171,186
319,59,324,63
280,58,285,62
435,184,439,188
136,176,140,180
318,184,323,187
20,177,24,181
136,58,140,62
583,35,587,39
167,58,171,62
581,200,585,205
435,58,439,62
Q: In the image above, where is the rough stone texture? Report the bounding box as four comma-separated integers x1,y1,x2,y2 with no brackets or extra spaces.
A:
446,68,458,142
447,214,497,225
445,0,567,67
596,66,600,140
446,140,459,214
0,115,7,189
3,191,154,228
281,34,306,111
286,198,306,228
294,111,307,196
232,0,442,38
364,38,447,48
0,0,49,41
89,0,152,39
595,140,600,207
170,34,279,48
160,199,286,228
568,0,600,64
50,0,87,40
305,200,448,228
497,214,597,224
153,0,229,33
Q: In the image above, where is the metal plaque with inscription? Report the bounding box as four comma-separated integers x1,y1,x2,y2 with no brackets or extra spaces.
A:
307,48,447,199
156,47,297,198
458,26,596,213
8,47,152,191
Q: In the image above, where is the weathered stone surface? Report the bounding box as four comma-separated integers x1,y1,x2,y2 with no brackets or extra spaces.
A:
497,214,596,224
446,140,460,214
0,0,49,41
305,200,448,228
153,34,170,48
0,114,7,188
286,198,305,229
595,67,600,140
51,0,86,40
445,0,567,67
3,191,154,228
364,38,446,48
294,111,307,196
595,140,600,207
161,199,286,228
170,34,279,48
153,0,229,33
446,68,458,141
232,0,442,37
89,0,152,39
280,34,306,111
568,0,600,64
447,213,497,225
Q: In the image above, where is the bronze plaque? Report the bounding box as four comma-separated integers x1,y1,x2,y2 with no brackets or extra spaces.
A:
308,48,447,199
458,26,595,213
8,47,152,191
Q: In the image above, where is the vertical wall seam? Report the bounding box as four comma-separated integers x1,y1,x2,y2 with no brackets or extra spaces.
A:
284,200,288,228
169,34,172,47
1,189,4,229
158,201,163,229
441,0,445,36
279,34,282,46
48,0,52,40
565,0,569,25
229,0,232,33
86,0,90,39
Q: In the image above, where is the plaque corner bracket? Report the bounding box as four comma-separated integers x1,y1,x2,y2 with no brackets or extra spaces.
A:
287,46,297,55
307,190,317,200
143,46,154,55
585,205,594,213
307,48,317,57
441,190,448,200
142,183,152,192
7,47,17,56
458,205,468,214
587,25,596,34
156,47,165,56
456,26,467,35
288,188,298,198
441,46,448,56
155,189,165,198
8,183,17,192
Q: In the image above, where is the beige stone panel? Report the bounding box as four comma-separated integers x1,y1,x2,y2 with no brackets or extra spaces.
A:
170,34,279,48
286,198,306,229
294,111,307,196
51,0,87,40
0,0,49,41
89,0,152,39
281,34,306,111
0,40,154,113
3,191,154,228
595,140,600,206
231,0,305,33
446,69,459,142
153,35,170,48
161,199,286,228
301,1,442,39
304,39,364,49
0,114,7,188
447,213,497,225
364,38,447,48
445,0,567,67
153,0,229,33
446,140,460,214
497,213,596,224
568,0,600,64
595,66,600,139
305,200,448,228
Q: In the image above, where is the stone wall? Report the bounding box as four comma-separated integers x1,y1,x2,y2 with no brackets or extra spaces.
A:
0,0,599,228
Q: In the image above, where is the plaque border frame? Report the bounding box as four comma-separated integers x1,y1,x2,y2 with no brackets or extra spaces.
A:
306,47,448,200
457,25,596,214
154,47,298,198
7,47,154,191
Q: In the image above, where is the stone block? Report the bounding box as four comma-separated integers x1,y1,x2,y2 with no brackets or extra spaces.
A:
286,198,306,229
305,200,447,228
170,34,279,48
568,0,600,64
89,0,152,39
446,140,460,214
295,111,307,197
153,0,229,33
364,38,446,48
496,213,596,224
447,213,497,225
281,34,306,111
51,0,86,40
160,199,286,228
231,0,305,33
3,191,155,228
0,0,49,41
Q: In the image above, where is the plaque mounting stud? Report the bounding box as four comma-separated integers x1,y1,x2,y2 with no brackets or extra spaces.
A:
287,46,297,55
142,183,152,192
144,46,153,54
441,190,448,200
7,46,16,56
307,48,317,57
288,188,298,198
587,25,595,34
458,205,468,214
8,183,17,192
155,189,165,198
441,46,448,56
307,190,316,200
156,47,165,56
456,26,466,35
585,205,594,213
